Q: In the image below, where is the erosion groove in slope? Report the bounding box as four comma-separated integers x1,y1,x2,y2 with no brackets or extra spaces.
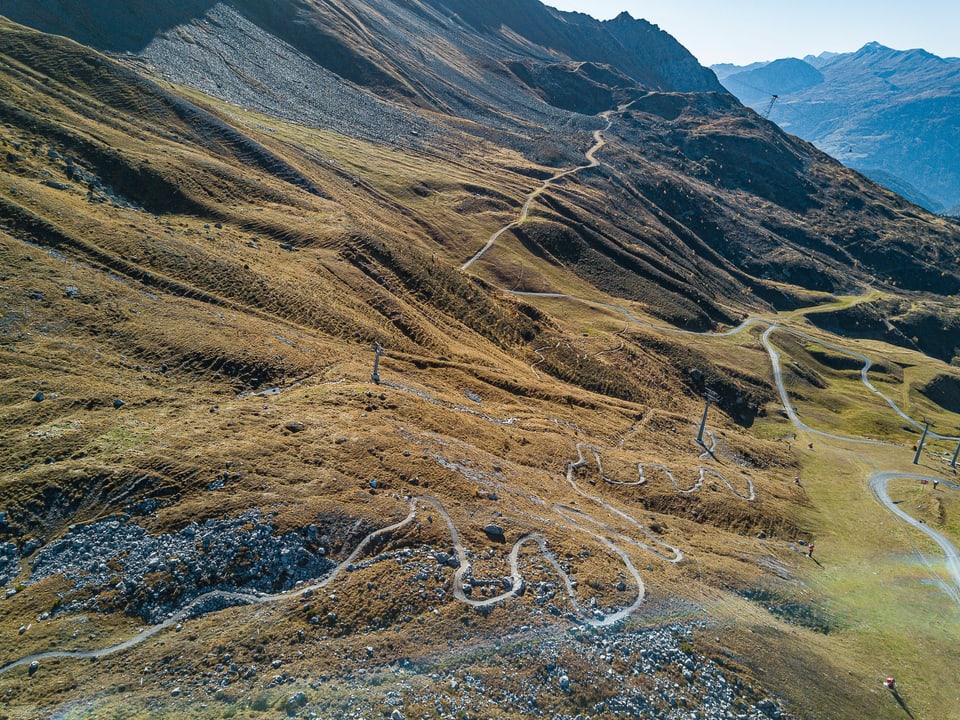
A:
6,283,959,677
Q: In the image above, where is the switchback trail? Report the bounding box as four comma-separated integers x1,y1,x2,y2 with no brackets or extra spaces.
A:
468,106,960,604
460,117,611,271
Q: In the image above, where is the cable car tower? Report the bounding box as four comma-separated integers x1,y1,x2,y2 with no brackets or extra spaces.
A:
762,94,779,119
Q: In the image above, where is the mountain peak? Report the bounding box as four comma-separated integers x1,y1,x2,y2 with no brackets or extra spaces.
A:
718,41,960,213
854,41,936,61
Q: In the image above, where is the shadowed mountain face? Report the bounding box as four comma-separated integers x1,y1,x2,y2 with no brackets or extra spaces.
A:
417,1,723,93
0,0,219,51
716,43,960,214
0,0,723,102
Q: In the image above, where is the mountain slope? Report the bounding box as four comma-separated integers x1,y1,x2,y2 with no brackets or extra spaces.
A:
6,0,958,303
1,7,960,720
719,57,824,106
716,43,960,213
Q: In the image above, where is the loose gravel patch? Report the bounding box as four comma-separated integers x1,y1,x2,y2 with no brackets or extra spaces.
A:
29,510,333,623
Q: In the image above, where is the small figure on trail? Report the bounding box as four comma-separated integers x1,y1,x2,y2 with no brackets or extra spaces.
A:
933,479,940,490
884,677,896,690
808,443,814,450
794,475,801,485
807,543,815,558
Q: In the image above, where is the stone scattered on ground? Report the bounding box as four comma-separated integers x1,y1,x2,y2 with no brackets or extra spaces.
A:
176,621,792,720
0,541,19,587
29,510,334,622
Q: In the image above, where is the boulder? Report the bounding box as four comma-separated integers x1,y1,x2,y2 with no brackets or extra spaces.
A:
483,524,505,539
287,691,308,713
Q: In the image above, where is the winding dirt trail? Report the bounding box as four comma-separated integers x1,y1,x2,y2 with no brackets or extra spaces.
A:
421,494,646,626
460,117,611,272
0,499,422,675
563,443,684,562
869,473,960,601
6,105,960,677
459,103,960,602
635,464,755,500
529,341,561,379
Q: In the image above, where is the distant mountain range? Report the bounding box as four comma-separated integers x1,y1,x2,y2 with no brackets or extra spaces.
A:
714,43,960,214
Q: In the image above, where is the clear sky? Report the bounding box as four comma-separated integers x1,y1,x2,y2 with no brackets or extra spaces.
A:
544,1,960,65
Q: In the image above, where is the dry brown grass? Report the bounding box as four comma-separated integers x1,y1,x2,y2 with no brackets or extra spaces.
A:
2,18,960,720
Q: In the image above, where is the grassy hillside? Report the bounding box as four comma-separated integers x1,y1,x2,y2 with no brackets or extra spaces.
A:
1,16,959,720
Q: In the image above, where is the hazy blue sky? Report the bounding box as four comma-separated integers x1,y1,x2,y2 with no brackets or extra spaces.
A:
545,1,960,65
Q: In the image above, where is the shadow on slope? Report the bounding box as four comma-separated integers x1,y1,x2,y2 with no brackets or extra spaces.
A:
0,0,218,52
